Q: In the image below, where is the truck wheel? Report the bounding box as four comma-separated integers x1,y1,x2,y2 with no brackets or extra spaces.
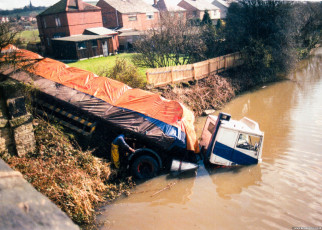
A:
131,155,159,180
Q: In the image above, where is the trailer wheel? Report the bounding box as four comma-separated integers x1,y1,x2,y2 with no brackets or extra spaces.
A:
131,155,159,180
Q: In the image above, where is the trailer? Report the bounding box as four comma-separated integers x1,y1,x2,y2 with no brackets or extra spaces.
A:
1,46,199,179
1,46,264,180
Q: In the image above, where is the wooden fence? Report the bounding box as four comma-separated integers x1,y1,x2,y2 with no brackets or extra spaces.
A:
146,52,242,87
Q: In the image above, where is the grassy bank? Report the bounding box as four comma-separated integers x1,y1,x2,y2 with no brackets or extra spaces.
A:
0,118,134,226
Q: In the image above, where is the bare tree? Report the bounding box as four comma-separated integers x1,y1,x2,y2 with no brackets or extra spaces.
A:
0,22,35,71
0,22,20,53
133,13,206,68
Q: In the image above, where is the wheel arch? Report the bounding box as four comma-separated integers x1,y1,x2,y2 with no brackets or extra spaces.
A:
129,148,163,169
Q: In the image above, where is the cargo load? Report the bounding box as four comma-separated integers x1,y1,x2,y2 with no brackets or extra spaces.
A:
0,45,199,155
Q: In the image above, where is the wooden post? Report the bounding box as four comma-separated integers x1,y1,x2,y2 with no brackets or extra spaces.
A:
208,60,211,75
192,64,196,81
171,68,174,83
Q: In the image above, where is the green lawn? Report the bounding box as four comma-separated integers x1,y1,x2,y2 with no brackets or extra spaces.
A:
17,29,40,49
67,53,148,78
18,29,40,42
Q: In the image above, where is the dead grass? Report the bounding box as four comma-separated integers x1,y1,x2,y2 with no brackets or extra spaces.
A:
0,118,135,226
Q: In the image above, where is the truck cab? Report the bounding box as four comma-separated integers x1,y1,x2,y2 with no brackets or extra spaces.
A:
200,113,264,166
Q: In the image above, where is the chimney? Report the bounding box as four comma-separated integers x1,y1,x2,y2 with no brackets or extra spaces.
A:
76,0,84,10
153,0,158,6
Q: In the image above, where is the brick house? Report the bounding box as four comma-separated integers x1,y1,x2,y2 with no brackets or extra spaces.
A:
212,0,228,19
178,0,220,21
154,0,187,20
37,0,118,59
97,0,159,31
96,0,159,51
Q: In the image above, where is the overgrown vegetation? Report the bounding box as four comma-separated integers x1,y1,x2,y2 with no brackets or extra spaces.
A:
224,0,321,84
97,58,146,88
135,0,321,86
0,118,135,226
0,22,21,53
160,73,236,116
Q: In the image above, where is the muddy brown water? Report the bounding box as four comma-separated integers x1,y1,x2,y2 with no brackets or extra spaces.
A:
96,48,322,230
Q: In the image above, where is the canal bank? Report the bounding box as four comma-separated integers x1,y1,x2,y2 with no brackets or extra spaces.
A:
95,48,322,229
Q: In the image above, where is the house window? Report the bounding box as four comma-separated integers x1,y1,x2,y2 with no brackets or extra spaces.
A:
55,16,61,27
43,18,47,28
146,13,154,20
91,40,98,47
77,42,86,50
128,14,137,21
193,11,198,17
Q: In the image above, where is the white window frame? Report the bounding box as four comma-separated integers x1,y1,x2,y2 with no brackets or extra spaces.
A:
128,14,137,21
146,12,154,20
55,16,61,27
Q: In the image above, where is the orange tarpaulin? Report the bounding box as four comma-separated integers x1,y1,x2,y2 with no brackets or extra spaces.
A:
2,45,199,152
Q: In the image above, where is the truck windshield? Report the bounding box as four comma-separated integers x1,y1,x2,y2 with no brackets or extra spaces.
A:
236,133,261,151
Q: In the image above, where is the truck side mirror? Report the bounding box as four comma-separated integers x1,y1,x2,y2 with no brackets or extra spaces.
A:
218,112,231,121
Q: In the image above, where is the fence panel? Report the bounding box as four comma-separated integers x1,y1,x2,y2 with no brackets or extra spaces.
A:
146,53,242,87
172,64,194,83
147,67,173,87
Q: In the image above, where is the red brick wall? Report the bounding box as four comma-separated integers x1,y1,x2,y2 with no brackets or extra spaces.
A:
177,1,201,19
37,10,103,54
159,11,187,21
97,0,159,30
66,11,103,35
121,12,159,30
97,0,123,28
37,13,70,53
112,34,119,51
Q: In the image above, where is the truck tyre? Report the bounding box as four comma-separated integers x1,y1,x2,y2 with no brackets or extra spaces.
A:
131,155,159,180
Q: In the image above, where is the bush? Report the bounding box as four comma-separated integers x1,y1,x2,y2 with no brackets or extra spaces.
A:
98,58,146,89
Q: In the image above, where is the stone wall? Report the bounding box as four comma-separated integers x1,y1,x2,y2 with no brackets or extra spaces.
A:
0,80,36,157
0,98,15,154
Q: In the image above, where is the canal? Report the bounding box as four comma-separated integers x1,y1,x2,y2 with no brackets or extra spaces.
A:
96,48,322,229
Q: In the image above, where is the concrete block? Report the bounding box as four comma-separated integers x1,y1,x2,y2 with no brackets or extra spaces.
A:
0,159,79,230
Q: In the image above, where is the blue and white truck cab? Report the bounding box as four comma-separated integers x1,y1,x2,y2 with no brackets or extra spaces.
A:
200,113,264,166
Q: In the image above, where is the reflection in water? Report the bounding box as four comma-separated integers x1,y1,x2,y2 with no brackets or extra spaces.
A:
96,48,322,230
206,165,262,200
114,171,197,206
